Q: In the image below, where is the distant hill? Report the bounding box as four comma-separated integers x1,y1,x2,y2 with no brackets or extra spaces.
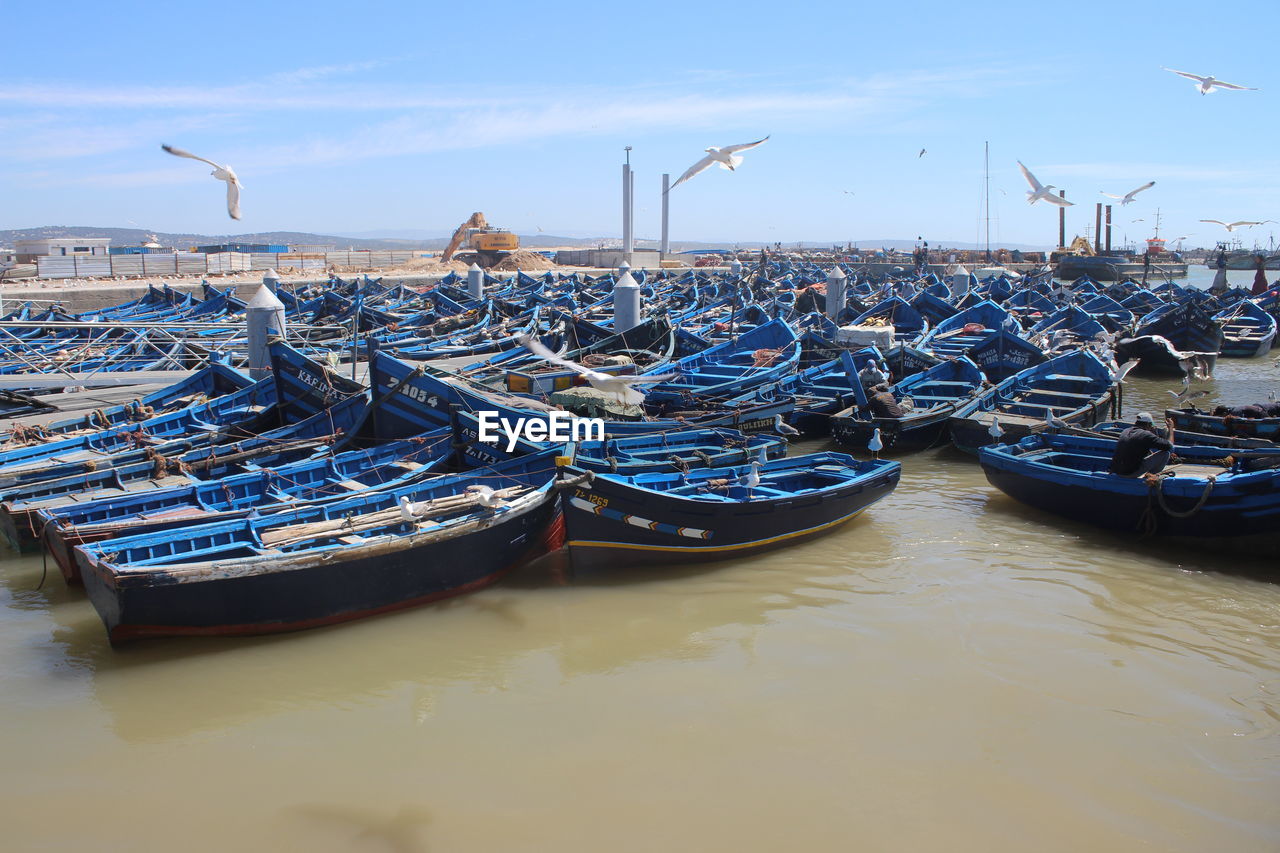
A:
0,225,1051,253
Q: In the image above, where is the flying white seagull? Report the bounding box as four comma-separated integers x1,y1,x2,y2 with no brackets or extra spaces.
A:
669,136,770,191
1162,68,1258,95
516,334,674,406
161,144,242,220
1017,161,1074,207
1101,181,1155,205
1200,219,1276,232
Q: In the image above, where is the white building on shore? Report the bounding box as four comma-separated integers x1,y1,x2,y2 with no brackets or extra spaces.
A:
15,237,111,262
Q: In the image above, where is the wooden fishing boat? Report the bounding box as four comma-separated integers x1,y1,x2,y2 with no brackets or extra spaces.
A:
38,433,453,583
980,432,1280,549
831,355,985,453
1116,300,1223,375
1213,300,1276,358
559,452,900,570
949,349,1117,454
75,451,563,642
1165,407,1280,442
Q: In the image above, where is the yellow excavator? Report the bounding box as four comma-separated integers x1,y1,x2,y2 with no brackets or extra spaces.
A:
440,212,519,267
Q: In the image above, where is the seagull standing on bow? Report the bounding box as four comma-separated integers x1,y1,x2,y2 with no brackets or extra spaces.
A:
988,416,1005,440
738,460,762,497
1101,181,1155,205
1017,161,1074,207
867,427,883,459
1162,68,1258,95
516,334,674,406
161,144,243,220
668,136,770,191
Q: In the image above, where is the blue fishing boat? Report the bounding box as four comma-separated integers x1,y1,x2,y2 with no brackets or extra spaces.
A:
1116,300,1223,375
38,433,453,583
949,349,1117,454
830,356,986,453
1213,299,1276,357
980,432,1280,549
1164,407,1280,442
559,452,900,570
75,451,563,642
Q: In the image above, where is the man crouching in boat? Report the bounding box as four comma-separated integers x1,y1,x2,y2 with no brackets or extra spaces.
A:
1108,412,1175,477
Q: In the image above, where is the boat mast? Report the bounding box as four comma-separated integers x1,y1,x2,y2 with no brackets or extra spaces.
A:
984,141,991,263
1152,208,1162,240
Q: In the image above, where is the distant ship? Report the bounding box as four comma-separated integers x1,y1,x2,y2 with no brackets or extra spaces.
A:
1053,234,1189,281
1205,249,1280,270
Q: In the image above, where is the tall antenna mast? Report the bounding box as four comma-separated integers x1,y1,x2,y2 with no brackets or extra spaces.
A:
984,141,991,262
1152,208,1162,239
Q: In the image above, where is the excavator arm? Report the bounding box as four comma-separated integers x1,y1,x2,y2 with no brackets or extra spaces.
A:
441,212,488,262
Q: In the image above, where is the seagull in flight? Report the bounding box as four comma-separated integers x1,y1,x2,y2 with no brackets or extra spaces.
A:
1162,68,1258,95
668,136,770,191
1101,181,1155,205
918,148,927,158
1200,219,1276,232
516,334,674,405
1017,161,1074,207
161,144,242,220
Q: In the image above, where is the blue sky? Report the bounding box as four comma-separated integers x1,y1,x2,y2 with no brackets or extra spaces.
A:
2,0,1277,249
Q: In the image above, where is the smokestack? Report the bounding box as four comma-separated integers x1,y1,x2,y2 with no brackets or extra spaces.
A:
1094,203,1103,255
1105,205,1112,254
1058,191,1066,248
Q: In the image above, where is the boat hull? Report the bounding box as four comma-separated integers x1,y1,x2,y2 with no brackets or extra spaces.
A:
77,490,561,642
562,466,899,571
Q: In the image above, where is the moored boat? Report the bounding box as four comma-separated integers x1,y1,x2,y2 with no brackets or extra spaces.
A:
559,452,900,570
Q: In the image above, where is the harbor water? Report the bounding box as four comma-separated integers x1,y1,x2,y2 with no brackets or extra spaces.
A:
1,267,1277,852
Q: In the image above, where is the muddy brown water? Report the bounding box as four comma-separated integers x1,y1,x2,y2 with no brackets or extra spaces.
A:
2,270,1278,851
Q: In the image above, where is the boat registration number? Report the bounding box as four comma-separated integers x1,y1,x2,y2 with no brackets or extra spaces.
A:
575,489,608,508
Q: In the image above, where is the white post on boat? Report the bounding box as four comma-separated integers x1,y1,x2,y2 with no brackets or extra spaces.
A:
951,264,970,299
614,270,642,332
825,266,847,320
617,260,630,279
730,258,743,278
262,267,280,295
660,173,670,256
246,283,287,381
467,262,484,301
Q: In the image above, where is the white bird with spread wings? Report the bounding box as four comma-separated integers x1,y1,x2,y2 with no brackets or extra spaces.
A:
1200,219,1276,232
1017,161,1074,207
669,136,770,191
161,144,243,220
516,334,674,406
1101,181,1155,205
1162,68,1258,95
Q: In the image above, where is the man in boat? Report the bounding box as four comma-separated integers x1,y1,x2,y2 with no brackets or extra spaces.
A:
1108,412,1175,477
864,383,905,419
858,360,889,390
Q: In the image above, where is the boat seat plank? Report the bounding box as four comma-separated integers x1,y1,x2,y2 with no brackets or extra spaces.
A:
1021,388,1097,400
1041,374,1096,383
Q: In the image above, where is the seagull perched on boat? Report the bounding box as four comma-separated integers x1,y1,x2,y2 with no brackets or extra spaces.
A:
516,334,674,406
738,460,763,496
1101,181,1155,205
868,427,883,458
773,414,800,438
398,496,417,521
1044,411,1071,430
988,416,1005,439
1200,219,1275,232
160,144,242,220
1162,68,1258,95
668,136,770,191
465,484,502,509
1017,161,1074,207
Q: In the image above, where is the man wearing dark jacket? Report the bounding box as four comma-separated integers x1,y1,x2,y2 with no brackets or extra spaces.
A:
1109,412,1175,476
865,383,905,419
